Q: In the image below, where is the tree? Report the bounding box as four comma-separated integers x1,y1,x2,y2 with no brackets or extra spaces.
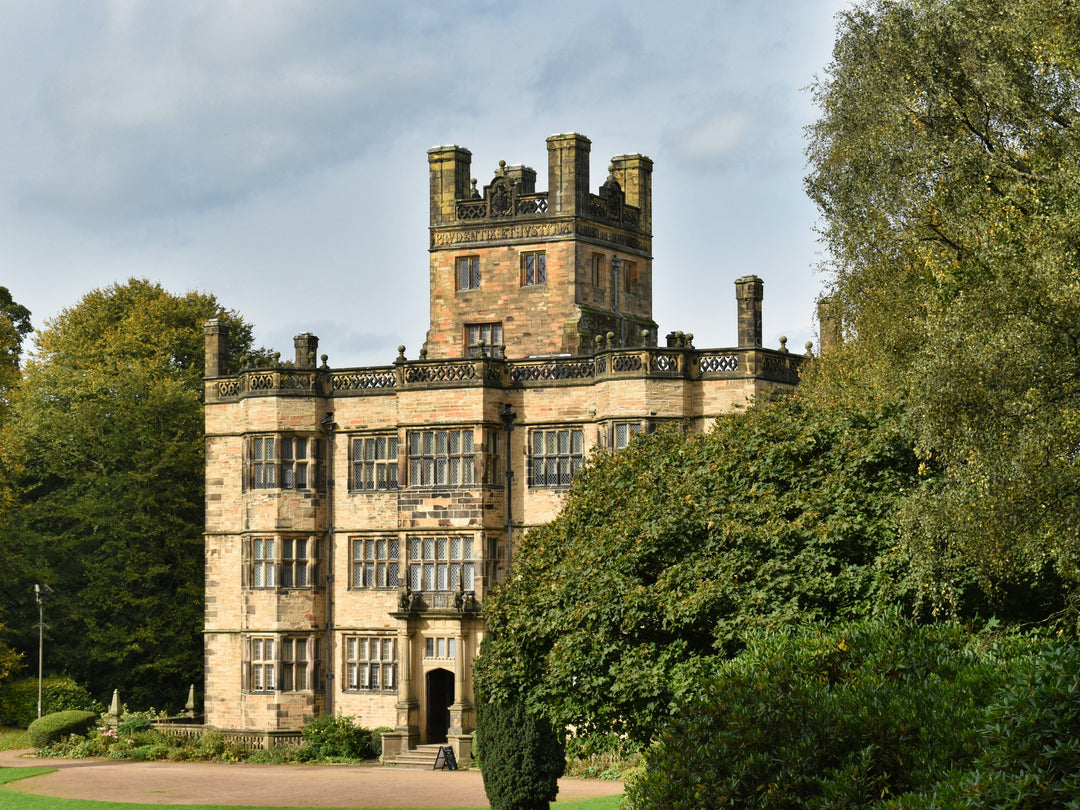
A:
0,279,255,706
0,287,32,420
474,394,920,751
476,688,565,810
805,0,1080,603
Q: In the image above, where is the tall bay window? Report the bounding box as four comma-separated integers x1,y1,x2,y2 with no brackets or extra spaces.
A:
408,535,475,592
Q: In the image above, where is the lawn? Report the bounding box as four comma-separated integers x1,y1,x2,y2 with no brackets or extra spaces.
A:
0,729,28,751
0,767,622,810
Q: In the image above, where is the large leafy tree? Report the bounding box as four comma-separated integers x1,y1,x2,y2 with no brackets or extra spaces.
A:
0,287,32,420
805,0,1080,599
0,279,254,707
475,394,919,751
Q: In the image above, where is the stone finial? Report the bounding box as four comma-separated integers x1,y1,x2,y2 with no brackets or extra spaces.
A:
419,347,428,360
185,685,196,718
805,341,815,358
272,351,281,365
320,353,330,370
606,331,615,349
641,329,651,346
685,333,694,349
498,344,507,359
470,178,480,199
779,336,789,353
108,689,121,729
396,345,407,364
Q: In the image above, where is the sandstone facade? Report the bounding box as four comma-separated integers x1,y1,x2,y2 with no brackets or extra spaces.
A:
203,134,804,763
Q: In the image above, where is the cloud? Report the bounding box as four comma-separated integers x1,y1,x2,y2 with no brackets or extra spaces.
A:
20,1,470,220
671,112,752,163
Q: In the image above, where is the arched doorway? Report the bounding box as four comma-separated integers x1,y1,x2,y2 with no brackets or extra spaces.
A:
425,668,454,744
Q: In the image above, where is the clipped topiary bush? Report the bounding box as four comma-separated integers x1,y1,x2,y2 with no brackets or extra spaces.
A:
27,710,97,749
0,676,95,728
624,617,1009,809
477,693,565,810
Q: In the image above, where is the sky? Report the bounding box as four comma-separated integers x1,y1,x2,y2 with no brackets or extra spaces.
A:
1,0,852,368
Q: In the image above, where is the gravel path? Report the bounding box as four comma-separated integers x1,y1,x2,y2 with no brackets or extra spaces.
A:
0,749,624,807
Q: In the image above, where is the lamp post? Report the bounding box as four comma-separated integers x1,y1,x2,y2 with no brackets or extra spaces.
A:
34,584,51,720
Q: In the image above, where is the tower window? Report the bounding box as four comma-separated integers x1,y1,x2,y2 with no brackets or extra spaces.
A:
521,251,546,286
456,256,480,290
591,253,605,287
623,260,639,294
466,323,502,357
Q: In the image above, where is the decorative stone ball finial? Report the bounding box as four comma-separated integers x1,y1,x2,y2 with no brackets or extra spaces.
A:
470,178,480,199
396,345,407,364
272,351,281,364
685,333,694,349
320,353,329,370
779,336,789,353
805,341,815,358
419,347,428,360
606,331,615,349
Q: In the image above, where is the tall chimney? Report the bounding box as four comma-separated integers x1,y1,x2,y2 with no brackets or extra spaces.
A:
734,275,763,347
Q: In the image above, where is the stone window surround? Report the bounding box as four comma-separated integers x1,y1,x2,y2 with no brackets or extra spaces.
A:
350,535,400,590
344,634,397,692
456,255,480,291
520,250,546,286
245,634,321,694
348,433,400,492
245,433,323,492
246,534,321,590
528,426,586,488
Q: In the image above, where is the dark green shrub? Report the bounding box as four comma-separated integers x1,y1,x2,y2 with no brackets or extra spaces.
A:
0,676,95,728
890,641,1080,808
27,710,97,749
477,694,565,810
299,714,378,760
624,618,1007,809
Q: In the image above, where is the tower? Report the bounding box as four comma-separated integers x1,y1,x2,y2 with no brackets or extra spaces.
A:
425,134,655,359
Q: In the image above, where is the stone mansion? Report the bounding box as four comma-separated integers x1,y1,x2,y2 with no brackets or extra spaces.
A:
201,133,808,764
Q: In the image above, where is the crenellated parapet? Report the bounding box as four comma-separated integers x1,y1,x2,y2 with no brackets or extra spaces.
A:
428,133,651,252
204,342,804,403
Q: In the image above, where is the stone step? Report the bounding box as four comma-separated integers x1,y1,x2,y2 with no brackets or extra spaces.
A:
384,744,454,770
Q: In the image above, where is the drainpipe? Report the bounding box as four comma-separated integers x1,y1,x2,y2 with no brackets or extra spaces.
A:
611,255,626,347
499,404,517,575
320,412,337,716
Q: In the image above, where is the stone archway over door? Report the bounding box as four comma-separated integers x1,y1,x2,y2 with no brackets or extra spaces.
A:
425,668,454,744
